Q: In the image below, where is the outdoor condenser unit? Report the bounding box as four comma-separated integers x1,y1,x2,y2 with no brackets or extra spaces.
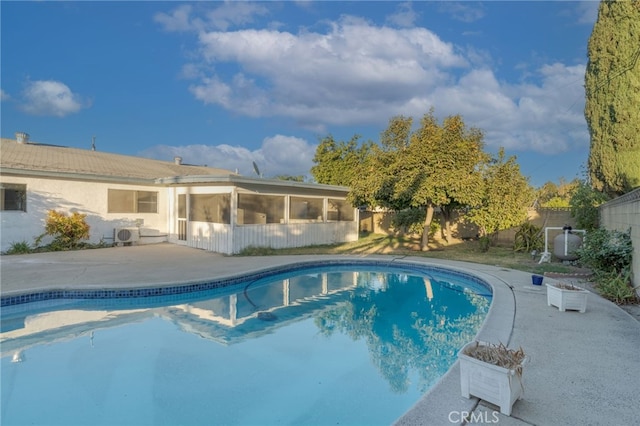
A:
114,227,140,244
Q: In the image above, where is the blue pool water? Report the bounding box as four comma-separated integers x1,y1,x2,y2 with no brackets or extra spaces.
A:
1,262,491,425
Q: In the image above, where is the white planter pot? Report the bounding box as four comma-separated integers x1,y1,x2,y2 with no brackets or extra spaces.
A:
546,283,589,313
458,341,527,416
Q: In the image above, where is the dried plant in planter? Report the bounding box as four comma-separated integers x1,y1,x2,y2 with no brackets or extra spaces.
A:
553,282,581,291
463,342,526,376
459,341,528,415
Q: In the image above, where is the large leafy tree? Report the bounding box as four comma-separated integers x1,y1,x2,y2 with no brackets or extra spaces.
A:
310,135,371,186
466,149,534,240
350,110,487,250
585,0,640,196
535,178,580,208
569,179,608,231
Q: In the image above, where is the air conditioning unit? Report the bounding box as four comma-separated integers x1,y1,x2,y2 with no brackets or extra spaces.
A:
115,227,140,244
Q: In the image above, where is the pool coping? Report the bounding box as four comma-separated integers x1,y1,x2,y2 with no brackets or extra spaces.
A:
1,257,493,304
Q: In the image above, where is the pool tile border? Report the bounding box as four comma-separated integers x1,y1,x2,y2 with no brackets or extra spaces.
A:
1,259,492,307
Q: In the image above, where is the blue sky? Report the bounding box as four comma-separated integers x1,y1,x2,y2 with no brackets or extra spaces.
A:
1,1,598,187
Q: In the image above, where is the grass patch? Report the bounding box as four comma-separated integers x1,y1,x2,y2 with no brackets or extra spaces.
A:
5,241,33,255
234,233,585,276
3,240,111,255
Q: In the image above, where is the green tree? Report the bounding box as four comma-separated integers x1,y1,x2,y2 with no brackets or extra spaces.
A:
350,111,487,250
585,0,640,197
465,149,534,242
569,179,608,231
310,135,371,186
274,174,306,182
535,178,580,208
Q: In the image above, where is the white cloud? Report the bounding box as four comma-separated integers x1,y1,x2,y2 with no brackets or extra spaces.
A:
154,2,269,33
159,4,589,157
573,1,599,25
438,2,486,23
386,2,419,28
258,135,316,176
204,1,270,31
189,16,467,128
428,63,587,154
0,89,10,101
140,134,316,178
154,4,195,32
21,80,87,117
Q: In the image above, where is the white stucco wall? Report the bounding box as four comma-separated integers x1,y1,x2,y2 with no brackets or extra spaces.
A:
2,176,358,255
0,176,168,252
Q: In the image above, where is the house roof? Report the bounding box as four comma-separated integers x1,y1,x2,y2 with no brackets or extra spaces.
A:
0,138,236,182
0,137,350,194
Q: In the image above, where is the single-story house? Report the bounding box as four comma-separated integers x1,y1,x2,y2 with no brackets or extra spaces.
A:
0,133,358,254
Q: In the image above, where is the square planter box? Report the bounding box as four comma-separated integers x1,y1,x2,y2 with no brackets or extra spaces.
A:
458,341,527,416
546,283,589,313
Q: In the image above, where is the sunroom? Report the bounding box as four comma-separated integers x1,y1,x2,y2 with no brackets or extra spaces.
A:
161,176,359,254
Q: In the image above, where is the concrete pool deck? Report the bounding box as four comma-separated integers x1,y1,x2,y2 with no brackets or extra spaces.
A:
1,243,639,425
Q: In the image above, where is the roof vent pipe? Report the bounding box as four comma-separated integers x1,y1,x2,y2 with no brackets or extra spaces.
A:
15,132,30,144
174,156,182,165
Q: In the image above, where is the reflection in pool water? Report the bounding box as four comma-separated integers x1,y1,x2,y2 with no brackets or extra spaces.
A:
1,264,491,426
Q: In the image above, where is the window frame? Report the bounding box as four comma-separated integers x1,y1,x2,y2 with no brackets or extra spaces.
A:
107,189,159,214
237,193,285,225
289,196,325,222
189,193,231,224
0,183,27,212
327,198,355,222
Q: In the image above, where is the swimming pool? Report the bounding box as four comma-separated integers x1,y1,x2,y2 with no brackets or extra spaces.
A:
1,261,491,425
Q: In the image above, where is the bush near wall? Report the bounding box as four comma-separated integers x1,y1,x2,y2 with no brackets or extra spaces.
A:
598,188,640,297
36,210,91,250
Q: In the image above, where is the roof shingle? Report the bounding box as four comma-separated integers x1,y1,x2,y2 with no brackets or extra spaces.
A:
0,138,235,181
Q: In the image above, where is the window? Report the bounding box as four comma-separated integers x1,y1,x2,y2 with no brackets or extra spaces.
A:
327,198,354,221
108,189,158,213
237,194,285,224
1,183,27,211
290,196,324,221
190,194,230,223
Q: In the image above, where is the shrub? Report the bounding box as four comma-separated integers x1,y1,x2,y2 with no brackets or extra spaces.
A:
576,227,636,304
478,235,491,252
6,240,32,255
513,222,543,253
576,228,632,274
594,270,638,305
36,210,91,250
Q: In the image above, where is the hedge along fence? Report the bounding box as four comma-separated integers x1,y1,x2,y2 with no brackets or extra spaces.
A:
599,188,640,295
359,207,576,246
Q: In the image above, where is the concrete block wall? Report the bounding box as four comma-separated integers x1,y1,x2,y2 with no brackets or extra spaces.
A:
599,188,640,294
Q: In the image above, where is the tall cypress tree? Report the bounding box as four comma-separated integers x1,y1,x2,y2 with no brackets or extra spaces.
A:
584,0,640,197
